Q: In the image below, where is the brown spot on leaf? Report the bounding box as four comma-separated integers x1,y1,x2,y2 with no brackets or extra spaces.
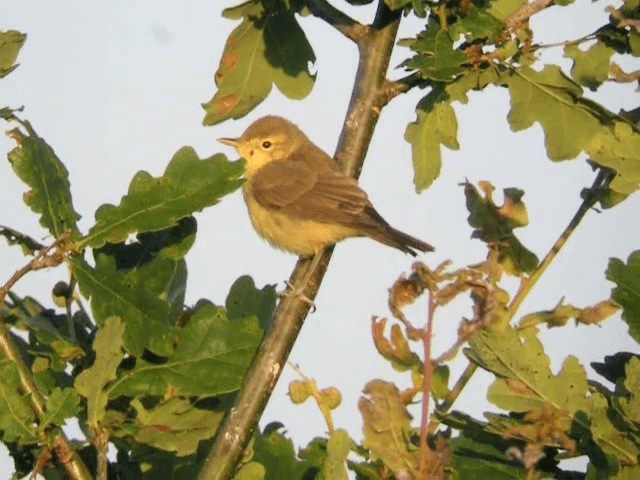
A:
215,94,240,116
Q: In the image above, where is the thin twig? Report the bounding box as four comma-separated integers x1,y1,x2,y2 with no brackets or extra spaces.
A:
418,290,437,476
504,0,554,31
429,169,609,431
380,72,428,105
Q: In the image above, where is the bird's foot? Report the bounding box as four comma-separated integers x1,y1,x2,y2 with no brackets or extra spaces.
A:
279,281,316,312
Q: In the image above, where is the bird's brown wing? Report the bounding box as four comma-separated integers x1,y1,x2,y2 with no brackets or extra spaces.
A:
251,159,372,225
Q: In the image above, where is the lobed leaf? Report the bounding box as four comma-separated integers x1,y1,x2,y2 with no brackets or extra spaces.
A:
502,66,617,161
606,250,640,343
74,316,125,428
107,301,262,398
0,30,26,78
405,90,459,192
40,387,81,432
586,121,640,195
359,379,419,478
467,327,589,413
70,256,174,356
82,147,243,249
0,360,38,444
225,275,277,331
7,120,81,239
202,2,315,125
565,42,615,91
464,180,538,276
130,398,224,457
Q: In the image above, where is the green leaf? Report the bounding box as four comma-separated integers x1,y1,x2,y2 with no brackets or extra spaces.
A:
606,251,640,343
503,66,615,161
40,387,81,432
467,327,589,413
384,0,411,9
225,275,277,331
464,180,538,276
82,148,243,249
359,380,419,478
586,121,640,195
619,357,640,424
70,256,174,356
24,312,86,367
251,425,300,479
0,360,38,444
130,398,224,456
402,18,468,82
236,461,266,480
449,5,504,44
450,435,526,479
107,301,262,398
405,90,459,192
202,2,315,125
322,429,352,480
0,30,26,78
0,225,44,255
74,316,125,428
565,42,615,91
7,120,81,239
95,216,197,267
487,0,527,20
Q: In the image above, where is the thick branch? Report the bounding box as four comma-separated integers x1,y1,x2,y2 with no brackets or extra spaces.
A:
306,0,367,43
197,3,403,479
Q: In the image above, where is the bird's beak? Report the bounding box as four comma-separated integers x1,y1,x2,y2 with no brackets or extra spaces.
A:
217,137,240,147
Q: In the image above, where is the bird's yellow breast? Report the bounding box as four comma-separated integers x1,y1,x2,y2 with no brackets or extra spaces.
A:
242,186,357,257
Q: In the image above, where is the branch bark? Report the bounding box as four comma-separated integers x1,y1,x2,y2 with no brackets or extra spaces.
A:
197,2,403,479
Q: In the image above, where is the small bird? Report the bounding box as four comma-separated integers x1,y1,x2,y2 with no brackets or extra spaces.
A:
218,116,433,298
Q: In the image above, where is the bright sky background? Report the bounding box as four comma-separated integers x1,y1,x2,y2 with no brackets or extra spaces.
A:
1,1,639,478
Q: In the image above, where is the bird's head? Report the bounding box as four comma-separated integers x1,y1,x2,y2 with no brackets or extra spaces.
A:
218,116,307,176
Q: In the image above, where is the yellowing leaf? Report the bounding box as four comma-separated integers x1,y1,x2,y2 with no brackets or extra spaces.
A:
405,93,459,192
359,380,419,477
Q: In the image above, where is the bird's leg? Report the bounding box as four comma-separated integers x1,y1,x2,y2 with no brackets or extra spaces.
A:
280,253,323,310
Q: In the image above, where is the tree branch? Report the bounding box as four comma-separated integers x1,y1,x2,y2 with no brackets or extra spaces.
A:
306,0,368,43
0,234,92,480
198,2,403,479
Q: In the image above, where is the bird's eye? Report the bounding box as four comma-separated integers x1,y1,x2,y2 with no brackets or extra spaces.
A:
261,140,272,149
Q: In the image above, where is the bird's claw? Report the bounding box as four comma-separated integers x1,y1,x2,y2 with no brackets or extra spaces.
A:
279,281,316,312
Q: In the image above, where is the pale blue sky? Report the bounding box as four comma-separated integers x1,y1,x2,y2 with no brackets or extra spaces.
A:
1,1,638,477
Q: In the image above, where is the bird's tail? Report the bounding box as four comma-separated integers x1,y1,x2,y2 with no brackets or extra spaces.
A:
372,225,435,257
362,206,434,256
